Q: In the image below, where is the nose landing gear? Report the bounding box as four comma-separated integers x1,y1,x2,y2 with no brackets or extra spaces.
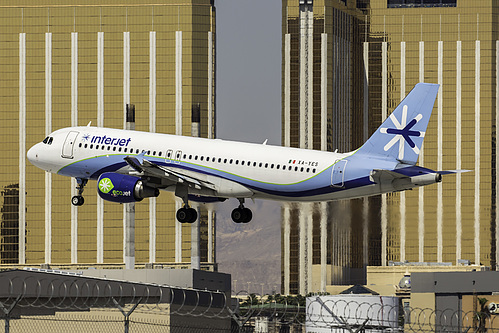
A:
175,184,198,223
71,178,87,206
231,199,252,223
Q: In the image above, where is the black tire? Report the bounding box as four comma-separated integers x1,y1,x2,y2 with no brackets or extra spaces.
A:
72,196,84,206
177,208,189,223
242,208,252,223
187,208,198,223
231,208,245,223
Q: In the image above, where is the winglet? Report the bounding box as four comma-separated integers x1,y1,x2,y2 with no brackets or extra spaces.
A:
356,83,439,165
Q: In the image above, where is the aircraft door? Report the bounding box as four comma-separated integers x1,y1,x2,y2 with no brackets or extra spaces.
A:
165,149,174,163
331,159,347,187
61,131,79,159
174,150,182,164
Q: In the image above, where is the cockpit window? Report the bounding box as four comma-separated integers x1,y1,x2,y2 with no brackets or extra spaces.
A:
42,136,54,145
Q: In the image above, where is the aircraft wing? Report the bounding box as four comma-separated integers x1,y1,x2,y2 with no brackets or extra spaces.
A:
124,155,216,191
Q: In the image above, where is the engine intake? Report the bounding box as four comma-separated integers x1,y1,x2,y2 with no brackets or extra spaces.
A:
97,172,159,203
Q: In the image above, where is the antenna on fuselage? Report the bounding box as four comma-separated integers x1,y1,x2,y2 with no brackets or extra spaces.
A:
86,121,92,127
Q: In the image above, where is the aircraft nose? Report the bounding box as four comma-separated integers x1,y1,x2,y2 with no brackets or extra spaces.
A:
27,144,40,165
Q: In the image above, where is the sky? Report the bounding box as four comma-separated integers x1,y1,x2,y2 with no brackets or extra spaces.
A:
214,0,283,293
215,0,282,145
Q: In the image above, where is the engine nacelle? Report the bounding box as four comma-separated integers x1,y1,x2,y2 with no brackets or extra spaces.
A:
97,172,159,203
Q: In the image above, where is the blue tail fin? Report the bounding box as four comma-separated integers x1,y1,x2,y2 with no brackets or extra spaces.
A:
357,83,439,165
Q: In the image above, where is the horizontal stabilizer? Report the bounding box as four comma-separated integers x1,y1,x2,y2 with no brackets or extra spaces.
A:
436,169,472,175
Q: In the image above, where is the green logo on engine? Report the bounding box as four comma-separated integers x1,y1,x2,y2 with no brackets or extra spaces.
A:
98,178,114,194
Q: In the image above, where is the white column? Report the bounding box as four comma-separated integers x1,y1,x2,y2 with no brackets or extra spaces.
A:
19,33,26,265
299,203,311,294
437,40,443,262
208,31,214,139
496,40,499,269
418,40,425,262
149,31,157,263
381,41,387,120
400,41,406,262
320,202,327,292
208,209,214,263
456,40,462,262
475,40,481,265
175,30,183,262
299,7,313,149
494,40,499,270
363,42,369,142
283,204,290,295
381,40,387,266
97,31,104,264
45,32,52,264
122,31,134,269
71,32,78,264
284,34,291,147
321,33,327,151
176,31,183,135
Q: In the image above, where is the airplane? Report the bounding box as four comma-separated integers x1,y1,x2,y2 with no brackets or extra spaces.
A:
27,83,459,224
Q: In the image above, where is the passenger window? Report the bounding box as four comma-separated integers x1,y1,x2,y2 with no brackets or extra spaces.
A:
277,165,280,170
271,164,274,169
218,158,222,163
90,144,93,149
265,163,268,168
153,151,156,156
159,151,162,157
259,163,262,167
119,147,122,152
241,161,245,166
79,143,82,148
224,159,227,163
200,156,204,161
113,147,117,151
230,159,233,164
84,144,88,148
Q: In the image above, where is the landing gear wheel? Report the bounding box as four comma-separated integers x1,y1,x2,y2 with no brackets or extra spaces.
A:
71,195,84,206
231,207,252,223
242,208,252,223
176,207,197,223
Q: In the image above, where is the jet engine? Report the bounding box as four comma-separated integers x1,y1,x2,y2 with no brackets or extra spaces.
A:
97,172,159,203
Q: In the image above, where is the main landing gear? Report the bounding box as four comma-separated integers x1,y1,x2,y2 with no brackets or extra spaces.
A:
71,178,87,206
175,185,198,224
231,199,252,223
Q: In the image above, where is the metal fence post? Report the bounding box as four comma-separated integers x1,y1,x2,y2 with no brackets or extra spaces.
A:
0,295,22,333
112,297,142,333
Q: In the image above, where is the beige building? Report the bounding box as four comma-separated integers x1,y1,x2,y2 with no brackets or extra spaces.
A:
0,0,216,267
368,0,498,268
282,0,499,295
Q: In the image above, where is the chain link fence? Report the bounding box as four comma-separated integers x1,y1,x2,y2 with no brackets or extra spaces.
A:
0,273,498,332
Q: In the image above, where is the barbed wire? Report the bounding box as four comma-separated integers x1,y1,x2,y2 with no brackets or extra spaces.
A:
1,275,499,332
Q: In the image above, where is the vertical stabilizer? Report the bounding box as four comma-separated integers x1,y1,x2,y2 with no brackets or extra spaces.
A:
356,83,439,165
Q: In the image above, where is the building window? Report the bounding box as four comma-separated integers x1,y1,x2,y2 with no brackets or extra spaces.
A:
387,0,456,8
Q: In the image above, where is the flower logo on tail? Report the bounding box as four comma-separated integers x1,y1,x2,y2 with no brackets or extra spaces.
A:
380,105,425,161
